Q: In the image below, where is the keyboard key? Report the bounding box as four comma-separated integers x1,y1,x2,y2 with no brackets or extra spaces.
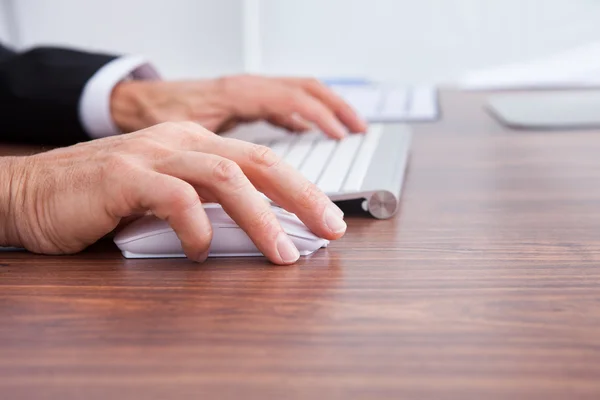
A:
269,137,294,158
342,125,383,192
407,86,438,120
299,138,337,183
283,132,319,170
316,134,363,194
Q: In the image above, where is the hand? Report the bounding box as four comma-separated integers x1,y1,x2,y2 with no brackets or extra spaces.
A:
110,75,367,139
0,122,347,264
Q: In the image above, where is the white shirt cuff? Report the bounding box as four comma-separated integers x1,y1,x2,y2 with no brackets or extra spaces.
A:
79,55,161,139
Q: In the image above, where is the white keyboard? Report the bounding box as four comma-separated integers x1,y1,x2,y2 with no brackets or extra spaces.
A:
264,125,384,195
241,121,413,219
329,84,439,122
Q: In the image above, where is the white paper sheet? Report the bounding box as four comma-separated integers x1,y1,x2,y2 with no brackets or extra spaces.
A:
330,84,439,122
459,41,600,90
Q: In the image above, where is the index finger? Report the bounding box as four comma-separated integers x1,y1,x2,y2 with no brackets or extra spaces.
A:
278,87,349,139
199,136,347,241
280,77,368,133
155,151,301,265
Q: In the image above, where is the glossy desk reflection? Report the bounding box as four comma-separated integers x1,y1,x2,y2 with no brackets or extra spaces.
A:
2,90,600,399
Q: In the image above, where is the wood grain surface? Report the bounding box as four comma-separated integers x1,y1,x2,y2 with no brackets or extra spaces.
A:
2,90,600,399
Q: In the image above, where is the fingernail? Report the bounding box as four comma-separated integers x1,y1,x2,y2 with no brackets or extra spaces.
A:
332,203,344,218
360,119,368,132
276,232,300,264
324,204,347,234
196,250,210,263
333,120,348,138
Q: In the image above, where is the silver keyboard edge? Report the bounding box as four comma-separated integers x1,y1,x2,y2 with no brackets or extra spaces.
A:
359,124,412,219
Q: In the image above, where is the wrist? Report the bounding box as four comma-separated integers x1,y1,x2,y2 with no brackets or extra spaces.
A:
0,157,24,247
110,80,154,133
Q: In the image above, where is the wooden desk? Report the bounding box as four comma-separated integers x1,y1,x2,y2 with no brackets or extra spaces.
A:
3,90,600,399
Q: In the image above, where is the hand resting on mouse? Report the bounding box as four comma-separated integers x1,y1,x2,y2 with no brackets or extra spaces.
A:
114,204,330,259
0,121,347,264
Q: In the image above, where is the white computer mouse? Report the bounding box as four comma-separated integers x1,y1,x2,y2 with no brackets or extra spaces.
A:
114,204,329,259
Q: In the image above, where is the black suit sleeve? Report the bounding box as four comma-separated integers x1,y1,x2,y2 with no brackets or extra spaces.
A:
0,44,118,146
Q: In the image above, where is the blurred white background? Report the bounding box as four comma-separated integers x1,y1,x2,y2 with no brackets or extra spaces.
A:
1,0,600,83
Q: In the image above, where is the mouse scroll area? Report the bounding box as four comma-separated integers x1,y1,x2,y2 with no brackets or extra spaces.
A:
114,204,330,259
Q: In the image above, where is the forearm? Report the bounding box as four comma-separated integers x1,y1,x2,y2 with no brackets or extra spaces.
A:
0,157,21,247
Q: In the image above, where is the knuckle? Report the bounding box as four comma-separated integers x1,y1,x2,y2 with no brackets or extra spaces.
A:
168,121,195,137
296,182,322,210
248,144,280,169
248,208,277,234
212,159,244,185
163,121,181,129
304,77,323,89
168,121,215,147
156,121,181,133
167,184,200,211
129,136,161,150
176,120,202,132
223,74,254,92
219,75,237,93
99,155,143,204
285,90,316,115
285,89,301,105
119,135,172,162
133,122,179,141
153,121,197,138
177,121,217,142
101,153,132,176
237,73,254,83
